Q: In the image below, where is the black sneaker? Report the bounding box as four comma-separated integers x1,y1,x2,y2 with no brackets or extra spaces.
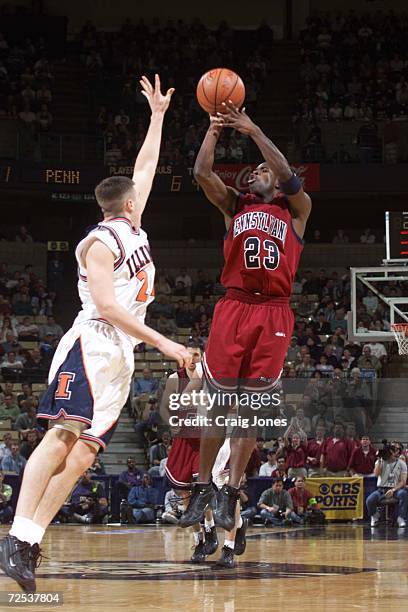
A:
179,483,215,528
234,518,248,556
214,485,240,531
0,535,36,592
191,538,206,564
212,545,236,569
204,526,218,556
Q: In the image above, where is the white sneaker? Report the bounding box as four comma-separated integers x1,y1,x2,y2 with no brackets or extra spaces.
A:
370,512,380,527
397,516,406,528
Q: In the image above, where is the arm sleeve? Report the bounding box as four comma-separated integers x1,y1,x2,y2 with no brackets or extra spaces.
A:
284,491,293,510
258,489,270,506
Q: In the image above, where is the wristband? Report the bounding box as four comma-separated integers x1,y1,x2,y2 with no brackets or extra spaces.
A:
279,172,302,195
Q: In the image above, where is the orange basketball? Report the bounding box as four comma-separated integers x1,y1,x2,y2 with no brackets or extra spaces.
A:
196,68,245,115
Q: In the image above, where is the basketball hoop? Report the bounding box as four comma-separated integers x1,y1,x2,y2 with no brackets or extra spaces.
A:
391,323,408,355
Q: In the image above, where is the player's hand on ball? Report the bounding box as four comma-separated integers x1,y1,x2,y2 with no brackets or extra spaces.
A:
217,100,257,136
157,337,192,368
140,74,175,115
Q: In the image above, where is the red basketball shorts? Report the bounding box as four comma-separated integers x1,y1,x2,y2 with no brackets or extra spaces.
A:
203,289,294,392
165,437,200,488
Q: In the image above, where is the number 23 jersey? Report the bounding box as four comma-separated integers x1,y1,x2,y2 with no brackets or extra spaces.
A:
74,216,155,345
221,193,303,297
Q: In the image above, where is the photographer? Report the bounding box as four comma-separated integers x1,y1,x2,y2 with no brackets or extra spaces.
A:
366,441,407,527
66,470,108,524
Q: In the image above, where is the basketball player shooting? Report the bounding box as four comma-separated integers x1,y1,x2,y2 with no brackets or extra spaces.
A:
0,74,191,593
180,101,312,531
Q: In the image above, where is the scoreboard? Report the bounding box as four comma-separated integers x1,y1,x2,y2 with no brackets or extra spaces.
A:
385,211,408,263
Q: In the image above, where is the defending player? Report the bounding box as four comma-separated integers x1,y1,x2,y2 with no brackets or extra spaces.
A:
0,75,191,592
180,102,311,531
160,346,218,563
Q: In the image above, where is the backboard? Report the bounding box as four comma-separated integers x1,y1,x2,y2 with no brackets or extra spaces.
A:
348,265,408,343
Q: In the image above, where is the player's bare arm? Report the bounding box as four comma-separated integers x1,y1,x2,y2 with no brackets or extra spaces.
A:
219,102,312,237
132,74,174,223
193,116,238,225
86,240,191,368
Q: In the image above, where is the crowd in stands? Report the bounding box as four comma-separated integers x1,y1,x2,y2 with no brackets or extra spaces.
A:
0,255,64,383
0,31,54,131
293,10,408,162
75,18,273,166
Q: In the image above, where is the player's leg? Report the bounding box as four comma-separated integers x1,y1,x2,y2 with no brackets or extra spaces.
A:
0,425,85,593
13,427,78,521
180,298,243,528
32,440,97,529
203,507,218,556
214,501,241,569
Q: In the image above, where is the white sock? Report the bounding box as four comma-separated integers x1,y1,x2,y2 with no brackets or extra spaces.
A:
236,516,243,529
193,530,202,545
224,539,235,550
205,517,215,531
10,516,45,546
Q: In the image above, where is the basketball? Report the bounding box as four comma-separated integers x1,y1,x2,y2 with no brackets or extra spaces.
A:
196,68,245,115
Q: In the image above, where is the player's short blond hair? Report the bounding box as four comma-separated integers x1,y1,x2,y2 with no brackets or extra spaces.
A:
95,176,135,216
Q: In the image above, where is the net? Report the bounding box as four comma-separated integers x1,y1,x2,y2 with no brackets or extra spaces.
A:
391,323,408,355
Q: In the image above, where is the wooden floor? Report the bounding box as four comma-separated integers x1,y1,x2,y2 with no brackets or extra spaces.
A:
1,523,407,611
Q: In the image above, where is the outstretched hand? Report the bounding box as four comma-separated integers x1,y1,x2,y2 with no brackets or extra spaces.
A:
140,74,175,115
216,100,257,136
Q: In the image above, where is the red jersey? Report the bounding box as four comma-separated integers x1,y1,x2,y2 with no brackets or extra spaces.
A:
221,193,303,297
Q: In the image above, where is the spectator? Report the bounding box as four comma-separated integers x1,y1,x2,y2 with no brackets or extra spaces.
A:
1,442,26,474
321,423,354,476
307,425,326,476
271,457,289,485
90,455,106,476
133,368,159,397
17,382,34,407
332,230,349,244
348,434,376,476
16,316,39,341
288,476,314,524
66,470,108,524
259,449,277,476
0,433,13,463
0,394,20,423
367,443,407,528
0,471,13,523
283,433,308,478
358,345,381,376
258,478,300,526
13,399,37,433
246,438,267,476
161,489,183,524
285,406,312,438
15,226,33,243
363,341,387,365
20,429,39,460
148,432,171,475
1,352,24,373
360,229,376,244
175,268,192,292
117,456,144,501
39,316,63,341
128,473,160,524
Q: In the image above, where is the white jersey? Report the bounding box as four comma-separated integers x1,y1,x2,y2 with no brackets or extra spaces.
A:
73,216,155,346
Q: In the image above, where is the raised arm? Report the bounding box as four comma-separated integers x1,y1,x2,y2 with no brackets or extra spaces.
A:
220,103,312,238
193,117,239,227
132,74,174,220
86,240,190,367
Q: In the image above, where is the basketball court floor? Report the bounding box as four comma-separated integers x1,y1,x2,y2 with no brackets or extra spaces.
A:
0,523,407,611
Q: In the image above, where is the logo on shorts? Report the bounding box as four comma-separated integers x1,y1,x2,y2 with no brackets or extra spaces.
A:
55,372,76,400
275,332,286,337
